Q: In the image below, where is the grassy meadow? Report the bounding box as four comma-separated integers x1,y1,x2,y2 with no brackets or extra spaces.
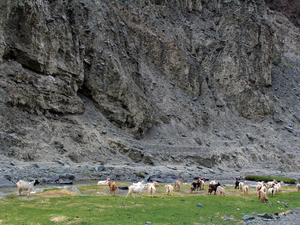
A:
0,183,299,224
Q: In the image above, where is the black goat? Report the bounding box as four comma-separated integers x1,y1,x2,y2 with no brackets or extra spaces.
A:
208,182,221,195
235,180,240,189
190,182,201,193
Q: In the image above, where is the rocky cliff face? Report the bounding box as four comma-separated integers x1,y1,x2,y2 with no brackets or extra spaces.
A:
0,0,299,177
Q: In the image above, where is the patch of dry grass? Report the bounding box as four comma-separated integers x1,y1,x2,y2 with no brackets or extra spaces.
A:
34,189,79,198
50,215,68,222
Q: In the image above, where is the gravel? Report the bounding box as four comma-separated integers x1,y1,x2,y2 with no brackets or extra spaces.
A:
243,208,300,225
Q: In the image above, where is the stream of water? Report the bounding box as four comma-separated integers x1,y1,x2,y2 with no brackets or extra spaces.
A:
0,180,97,199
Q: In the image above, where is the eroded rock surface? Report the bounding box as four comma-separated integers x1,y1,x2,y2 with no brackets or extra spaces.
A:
0,0,299,180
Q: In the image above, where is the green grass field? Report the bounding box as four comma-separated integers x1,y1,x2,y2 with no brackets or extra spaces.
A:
0,183,299,224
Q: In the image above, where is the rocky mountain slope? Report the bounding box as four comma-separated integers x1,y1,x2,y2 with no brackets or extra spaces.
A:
0,0,299,182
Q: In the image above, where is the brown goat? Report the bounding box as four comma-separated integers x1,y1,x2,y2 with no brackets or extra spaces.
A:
257,190,268,203
108,182,118,196
174,178,183,190
243,185,249,195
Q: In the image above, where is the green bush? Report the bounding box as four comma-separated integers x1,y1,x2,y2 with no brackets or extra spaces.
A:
245,175,295,184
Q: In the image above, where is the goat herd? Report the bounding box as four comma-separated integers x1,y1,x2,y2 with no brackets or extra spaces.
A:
97,178,300,202
6,177,300,201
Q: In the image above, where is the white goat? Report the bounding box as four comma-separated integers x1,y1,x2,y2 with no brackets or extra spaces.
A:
126,182,146,198
199,178,206,190
216,186,225,196
239,182,245,191
256,181,265,191
210,180,217,185
146,181,160,198
267,180,277,188
260,186,267,193
10,179,40,196
274,183,281,192
164,184,174,196
97,178,110,186
257,181,265,186
296,183,300,192
267,187,276,197
132,180,145,186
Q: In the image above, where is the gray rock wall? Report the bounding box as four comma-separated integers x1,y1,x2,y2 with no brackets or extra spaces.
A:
0,0,299,172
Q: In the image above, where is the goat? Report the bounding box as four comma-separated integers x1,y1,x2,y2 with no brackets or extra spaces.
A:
256,183,263,192
266,181,273,188
260,192,269,203
256,185,261,192
108,182,118,196
267,187,275,197
164,184,174,196
243,185,249,195
260,186,267,193
208,182,221,195
277,182,284,191
267,180,278,188
199,178,206,190
235,180,240,189
210,180,217,185
8,178,40,196
126,182,146,198
190,183,199,194
97,178,110,186
132,180,145,186
190,185,196,194
296,183,300,192
239,181,244,191
274,183,281,192
191,179,202,193
256,181,265,188
146,181,160,198
174,178,183,190
257,190,268,203
216,186,225,196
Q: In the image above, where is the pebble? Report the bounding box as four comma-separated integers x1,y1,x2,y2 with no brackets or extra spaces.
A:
242,215,255,221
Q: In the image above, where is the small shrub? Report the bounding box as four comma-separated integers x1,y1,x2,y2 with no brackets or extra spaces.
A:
136,173,145,178
282,61,292,67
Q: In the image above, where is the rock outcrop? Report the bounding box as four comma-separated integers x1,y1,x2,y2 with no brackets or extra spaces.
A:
0,0,299,177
